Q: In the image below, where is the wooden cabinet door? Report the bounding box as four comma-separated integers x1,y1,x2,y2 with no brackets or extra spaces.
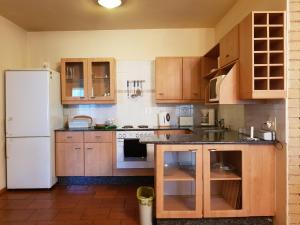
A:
219,26,239,67
87,58,116,103
56,143,84,176
61,58,88,104
85,143,113,176
156,145,202,218
155,57,183,100
203,144,249,218
248,145,275,216
182,57,202,100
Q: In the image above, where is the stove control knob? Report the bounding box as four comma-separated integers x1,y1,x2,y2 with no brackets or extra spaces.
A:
136,134,139,138
123,134,127,138
140,133,143,138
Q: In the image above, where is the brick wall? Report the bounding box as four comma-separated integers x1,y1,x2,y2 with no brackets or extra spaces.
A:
289,1,300,224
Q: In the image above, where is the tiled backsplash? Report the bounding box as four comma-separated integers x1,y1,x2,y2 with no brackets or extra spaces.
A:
63,60,195,127
244,101,286,142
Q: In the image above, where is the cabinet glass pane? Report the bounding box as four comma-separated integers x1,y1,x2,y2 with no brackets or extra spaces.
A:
164,181,196,211
210,180,242,210
65,62,84,97
163,151,196,211
91,62,111,97
209,150,242,211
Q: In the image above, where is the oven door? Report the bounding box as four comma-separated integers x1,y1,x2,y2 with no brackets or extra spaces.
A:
124,138,147,161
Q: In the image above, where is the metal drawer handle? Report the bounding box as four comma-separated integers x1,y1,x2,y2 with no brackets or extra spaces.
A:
95,136,102,138
74,147,81,150
158,93,164,95
87,147,93,150
208,149,217,152
66,136,73,139
90,96,96,99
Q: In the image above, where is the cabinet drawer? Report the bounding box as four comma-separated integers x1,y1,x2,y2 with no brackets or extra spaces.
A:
84,131,113,143
56,132,83,143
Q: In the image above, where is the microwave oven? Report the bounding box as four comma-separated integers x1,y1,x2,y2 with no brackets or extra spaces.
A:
209,75,226,102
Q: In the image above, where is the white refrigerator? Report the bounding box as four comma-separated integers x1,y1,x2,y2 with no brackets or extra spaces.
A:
5,69,63,189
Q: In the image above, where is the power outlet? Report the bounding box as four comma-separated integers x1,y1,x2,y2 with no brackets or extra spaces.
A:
265,117,277,131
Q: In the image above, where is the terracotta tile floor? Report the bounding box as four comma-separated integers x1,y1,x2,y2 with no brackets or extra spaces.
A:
0,185,142,225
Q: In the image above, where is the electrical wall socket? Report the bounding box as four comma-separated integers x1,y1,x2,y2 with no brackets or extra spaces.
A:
265,117,277,131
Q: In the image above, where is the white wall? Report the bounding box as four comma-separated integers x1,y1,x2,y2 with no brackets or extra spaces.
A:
27,28,215,70
0,16,27,189
215,0,286,40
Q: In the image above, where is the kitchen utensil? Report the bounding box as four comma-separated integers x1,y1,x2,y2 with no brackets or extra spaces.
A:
127,80,129,97
136,80,142,97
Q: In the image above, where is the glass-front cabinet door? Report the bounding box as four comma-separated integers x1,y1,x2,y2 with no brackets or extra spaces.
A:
203,145,249,217
156,145,202,218
87,58,115,101
61,58,88,103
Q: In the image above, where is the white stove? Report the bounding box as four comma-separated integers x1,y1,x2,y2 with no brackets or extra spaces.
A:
116,129,155,169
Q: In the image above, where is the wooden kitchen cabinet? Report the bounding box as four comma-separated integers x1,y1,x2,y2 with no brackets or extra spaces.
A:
85,143,113,176
155,57,183,101
55,131,113,176
156,145,203,218
56,131,84,176
56,143,84,176
155,57,202,103
61,58,116,104
155,144,275,219
239,11,286,99
219,26,239,67
203,144,249,217
182,57,202,100
202,144,275,218
248,145,275,216
84,131,113,176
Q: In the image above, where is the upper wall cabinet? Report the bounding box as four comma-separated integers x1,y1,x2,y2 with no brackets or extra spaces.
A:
155,57,203,103
155,57,183,101
219,26,239,67
239,11,286,99
61,58,116,104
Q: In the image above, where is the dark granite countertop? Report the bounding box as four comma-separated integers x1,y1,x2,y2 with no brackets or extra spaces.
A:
139,131,275,145
55,126,194,132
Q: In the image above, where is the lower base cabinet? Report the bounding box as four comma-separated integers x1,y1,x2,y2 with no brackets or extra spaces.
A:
56,131,113,176
56,143,84,176
155,144,276,219
155,145,203,218
85,143,113,176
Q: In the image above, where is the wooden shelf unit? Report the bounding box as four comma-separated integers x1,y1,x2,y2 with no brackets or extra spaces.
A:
210,169,241,181
239,11,286,99
164,166,195,181
164,195,195,211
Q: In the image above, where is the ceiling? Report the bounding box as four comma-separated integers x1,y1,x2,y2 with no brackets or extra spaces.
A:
0,0,238,31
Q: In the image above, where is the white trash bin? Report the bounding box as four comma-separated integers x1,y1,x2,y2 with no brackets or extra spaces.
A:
137,186,154,225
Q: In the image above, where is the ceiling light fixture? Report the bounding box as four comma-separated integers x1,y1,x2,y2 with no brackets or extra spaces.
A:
97,0,122,9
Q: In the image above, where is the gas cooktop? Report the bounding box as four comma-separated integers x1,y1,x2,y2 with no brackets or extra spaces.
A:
121,125,149,129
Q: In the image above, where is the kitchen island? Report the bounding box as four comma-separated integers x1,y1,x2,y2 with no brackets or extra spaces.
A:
140,132,277,221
